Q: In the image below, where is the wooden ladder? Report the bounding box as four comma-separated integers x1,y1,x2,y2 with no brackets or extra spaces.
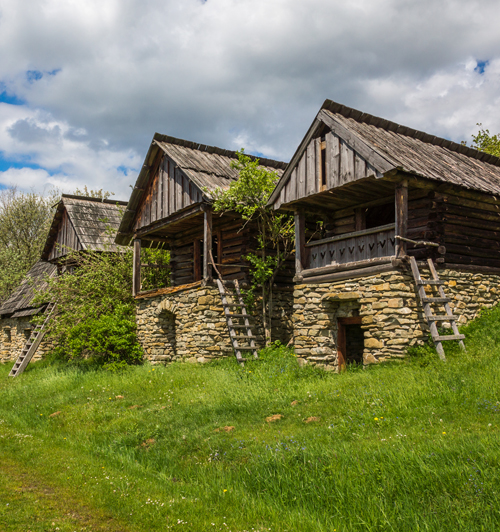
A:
409,257,465,361
9,302,57,377
216,279,258,365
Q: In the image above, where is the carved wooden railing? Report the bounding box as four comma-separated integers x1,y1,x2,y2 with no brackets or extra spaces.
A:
305,224,396,269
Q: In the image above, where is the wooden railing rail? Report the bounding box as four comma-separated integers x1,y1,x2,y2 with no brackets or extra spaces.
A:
305,223,396,248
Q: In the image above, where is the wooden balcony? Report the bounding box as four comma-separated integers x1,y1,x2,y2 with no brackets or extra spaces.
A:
305,223,396,270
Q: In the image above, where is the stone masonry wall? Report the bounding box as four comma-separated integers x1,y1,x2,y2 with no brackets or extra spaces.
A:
136,284,293,364
0,316,53,364
293,266,500,370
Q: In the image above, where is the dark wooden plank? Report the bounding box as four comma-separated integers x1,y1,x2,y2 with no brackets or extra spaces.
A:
395,179,408,257
203,207,213,281
340,139,354,186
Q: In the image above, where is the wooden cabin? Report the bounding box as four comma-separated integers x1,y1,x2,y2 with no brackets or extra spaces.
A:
1,195,127,369
41,194,127,267
0,260,57,364
116,134,293,364
268,99,500,369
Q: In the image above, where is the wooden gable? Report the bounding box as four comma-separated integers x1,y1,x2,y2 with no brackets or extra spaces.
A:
133,153,204,233
275,129,385,210
48,209,83,261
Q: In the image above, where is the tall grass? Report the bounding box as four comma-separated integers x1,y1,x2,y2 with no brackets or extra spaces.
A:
1,308,500,531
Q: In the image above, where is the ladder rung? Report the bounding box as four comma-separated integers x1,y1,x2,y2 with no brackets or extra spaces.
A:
417,280,443,285
434,334,465,342
227,313,253,319
427,315,458,321
422,297,451,303
234,345,258,350
223,303,243,307
231,325,250,329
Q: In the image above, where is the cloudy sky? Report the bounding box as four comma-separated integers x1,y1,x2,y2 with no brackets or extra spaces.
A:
1,0,499,201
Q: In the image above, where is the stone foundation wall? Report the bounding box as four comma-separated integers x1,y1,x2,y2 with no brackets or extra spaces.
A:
0,317,53,364
293,267,500,370
136,284,293,364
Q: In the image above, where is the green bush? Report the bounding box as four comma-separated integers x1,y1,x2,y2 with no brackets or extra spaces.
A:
57,304,143,369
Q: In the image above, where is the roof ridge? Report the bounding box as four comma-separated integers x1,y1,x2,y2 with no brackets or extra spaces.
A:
62,194,128,205
321,99,500,168
153,133,287,170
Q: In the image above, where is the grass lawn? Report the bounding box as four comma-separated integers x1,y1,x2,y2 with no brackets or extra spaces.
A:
1,308,500,531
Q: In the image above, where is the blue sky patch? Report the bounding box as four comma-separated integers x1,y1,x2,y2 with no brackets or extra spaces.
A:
0,82,25,105
26,70,43,83
26,68,61,83
0,91,24,105
117,165,131,176
0,156,51,174
475,60,489,75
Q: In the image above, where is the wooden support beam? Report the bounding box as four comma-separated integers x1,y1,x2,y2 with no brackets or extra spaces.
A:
203,207,213,281
133,238,141,296
194,239,201,281
294,211,306,273
395,179,408,258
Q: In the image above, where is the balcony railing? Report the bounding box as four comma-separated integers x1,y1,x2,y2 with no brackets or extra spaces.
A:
305,223,396,270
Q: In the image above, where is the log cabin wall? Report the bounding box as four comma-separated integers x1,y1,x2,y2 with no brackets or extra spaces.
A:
134,154,204,234
169,215,295,287
439,191,500,269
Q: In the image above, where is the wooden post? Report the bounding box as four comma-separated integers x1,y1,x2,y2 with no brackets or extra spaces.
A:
133,238,141,296
395,180,408,258
294,211,306,273
193,239,201,281
203,207,213,281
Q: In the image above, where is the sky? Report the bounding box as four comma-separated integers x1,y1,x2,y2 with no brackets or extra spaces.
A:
1,0,500,201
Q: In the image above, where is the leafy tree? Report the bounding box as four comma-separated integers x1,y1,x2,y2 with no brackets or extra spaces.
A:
34,247,143,369
465,125,500,157
72,185,115,200
0,187,57,302
211,151,294,345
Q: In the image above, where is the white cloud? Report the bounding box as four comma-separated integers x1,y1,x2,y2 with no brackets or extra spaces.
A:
1,0,500,199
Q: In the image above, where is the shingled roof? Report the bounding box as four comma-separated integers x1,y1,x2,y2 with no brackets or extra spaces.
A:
41,195,128,260
0,260,57,318
269,99,500,205
155,134,286,195
116,134,286,245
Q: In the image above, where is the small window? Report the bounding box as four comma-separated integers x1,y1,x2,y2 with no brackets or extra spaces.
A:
320,137,327,189
4,328,11,344
24,328,32,341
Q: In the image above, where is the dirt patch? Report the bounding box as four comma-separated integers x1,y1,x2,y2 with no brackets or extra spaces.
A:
214,426,235,433
304,416,320,423
266,414,283,423
49,411,61,418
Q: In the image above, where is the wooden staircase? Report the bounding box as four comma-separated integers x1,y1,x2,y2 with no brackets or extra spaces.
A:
409,257,465,361
9,302,57,377
216,279,258,365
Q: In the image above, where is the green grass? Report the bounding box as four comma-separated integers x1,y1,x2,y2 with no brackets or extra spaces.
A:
1,309,500,531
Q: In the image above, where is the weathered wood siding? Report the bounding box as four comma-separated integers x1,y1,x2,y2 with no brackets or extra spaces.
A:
48,210,83,261
169,216,294,288
134,156,204,232
274,132,383,209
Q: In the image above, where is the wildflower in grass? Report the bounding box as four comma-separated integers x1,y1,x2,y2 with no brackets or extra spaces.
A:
374,417,378,421
223,489,227,492
442,432,446,435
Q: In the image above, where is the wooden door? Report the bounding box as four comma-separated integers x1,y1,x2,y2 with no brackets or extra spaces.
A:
337,316,363,370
